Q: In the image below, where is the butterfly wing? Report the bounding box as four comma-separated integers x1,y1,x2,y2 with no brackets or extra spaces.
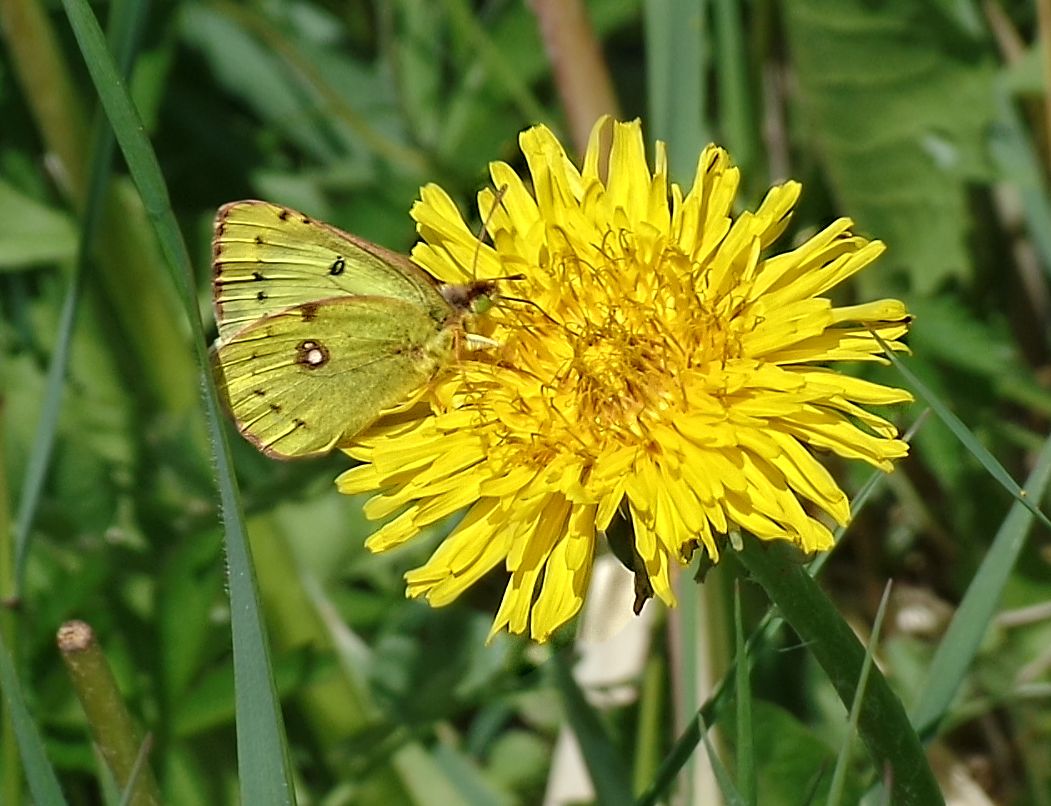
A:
214,296,453,459
213,200,449,341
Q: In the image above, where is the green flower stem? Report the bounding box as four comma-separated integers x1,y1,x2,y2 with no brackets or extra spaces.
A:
735,536,943,805
57,621,161,806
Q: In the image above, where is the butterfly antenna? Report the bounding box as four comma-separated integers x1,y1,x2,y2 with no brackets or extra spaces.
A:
500,295,562,328
470,183,509,279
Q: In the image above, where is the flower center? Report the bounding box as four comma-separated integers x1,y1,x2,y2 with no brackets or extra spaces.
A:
488,231,746,453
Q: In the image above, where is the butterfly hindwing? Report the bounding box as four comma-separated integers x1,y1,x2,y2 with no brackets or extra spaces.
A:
214,296,452,459
213,200,449,341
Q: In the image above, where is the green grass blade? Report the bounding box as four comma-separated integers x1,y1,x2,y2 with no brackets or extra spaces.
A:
875,332,1051,531
827,582,891,806
440,0,549,126
644,0,709,184
6,3,144,798
632,655,665,793
733,584,755,806
0,407,18,806
0,630,66,805
210,0,432,177
737,538,942,805
711,0,756,172
11,271,80,590
117,735,155,806
12,0,145,595
989,86,1051,280
698,714,746,806
911,431,1051,739
549,651,633,806
59,1,296,801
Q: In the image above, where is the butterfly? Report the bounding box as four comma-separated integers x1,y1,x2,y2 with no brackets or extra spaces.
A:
211,200,499,459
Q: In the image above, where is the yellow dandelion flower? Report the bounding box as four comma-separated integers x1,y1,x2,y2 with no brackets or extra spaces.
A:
337,117,912,642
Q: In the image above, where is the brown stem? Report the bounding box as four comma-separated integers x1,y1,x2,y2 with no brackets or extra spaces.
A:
1039,0,1051,170
529,0,621,156
57,621,162,805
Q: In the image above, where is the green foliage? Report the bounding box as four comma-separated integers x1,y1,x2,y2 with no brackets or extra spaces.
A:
2,0,1051,803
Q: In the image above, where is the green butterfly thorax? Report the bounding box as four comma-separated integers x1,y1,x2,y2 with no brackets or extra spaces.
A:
211,200,499,459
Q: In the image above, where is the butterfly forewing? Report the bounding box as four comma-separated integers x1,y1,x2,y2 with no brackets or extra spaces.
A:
213,200,449,341
214,296,452,458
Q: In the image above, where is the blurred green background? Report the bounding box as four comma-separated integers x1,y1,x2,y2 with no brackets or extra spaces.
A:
3,0,1051,802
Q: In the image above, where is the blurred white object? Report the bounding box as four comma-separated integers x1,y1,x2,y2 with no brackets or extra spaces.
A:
543,555,655,805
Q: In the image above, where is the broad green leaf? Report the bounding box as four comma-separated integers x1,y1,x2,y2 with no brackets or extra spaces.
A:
0,180,77,270
784,0,996,294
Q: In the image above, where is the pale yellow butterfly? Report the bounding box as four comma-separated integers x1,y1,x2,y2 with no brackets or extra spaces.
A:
211,200,499,459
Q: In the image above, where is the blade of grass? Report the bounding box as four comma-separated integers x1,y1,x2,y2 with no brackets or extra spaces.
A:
0,402,20,806
4,2,145,799
737,537,942,805
13,0,146,595
440,0,549,127
911,430,1051,739
644,0,709,184
990,91,1051,279
733,583,755,806
117,736,155,806
711,0,756,172
211,0,431,177
698,713,746,806
0,629,66,805
549,651,633,806
59,1,296,801
826,581,892,806
874,331,1051,531
632,654,666,793
0,0,89,199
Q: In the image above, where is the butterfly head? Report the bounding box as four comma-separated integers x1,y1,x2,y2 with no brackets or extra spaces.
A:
439,275,523,317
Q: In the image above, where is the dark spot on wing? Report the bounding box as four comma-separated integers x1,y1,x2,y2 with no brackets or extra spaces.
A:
278,209,290,221
301,216,311,224
257,290,268,301
255,234,264,245
293,418,306,429
269,402,282,413
252,271,264,281
300,303,319,322
330,256,346,276
253,389,266,397
295,339,330,369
